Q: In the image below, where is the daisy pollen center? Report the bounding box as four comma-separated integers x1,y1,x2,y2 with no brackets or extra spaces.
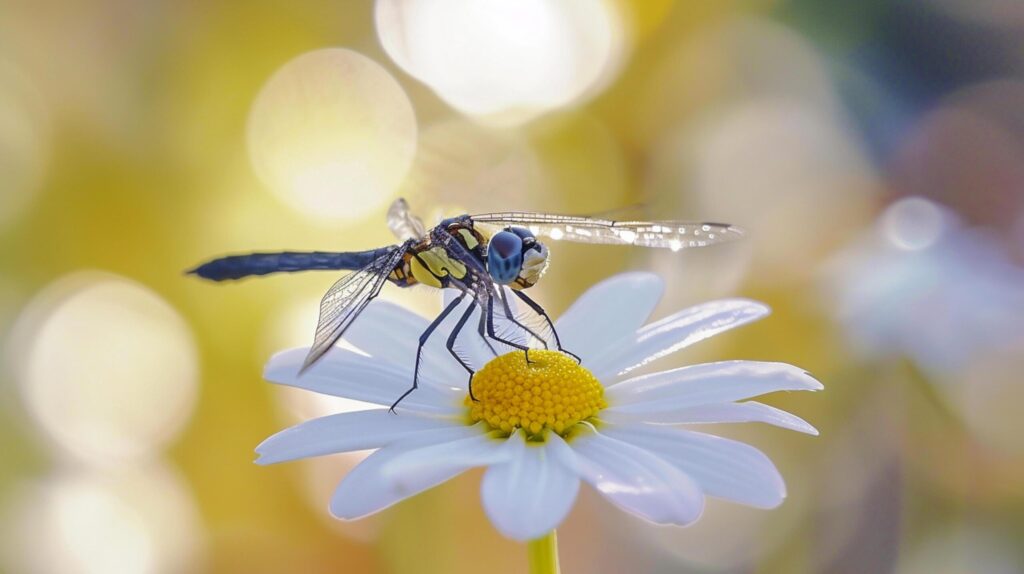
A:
466,350,606,437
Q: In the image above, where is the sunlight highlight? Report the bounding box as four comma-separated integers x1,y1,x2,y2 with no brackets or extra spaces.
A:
881,196,946,251
1,464,203,574
376,0,626,125
10,272,199,462
247,48,416,222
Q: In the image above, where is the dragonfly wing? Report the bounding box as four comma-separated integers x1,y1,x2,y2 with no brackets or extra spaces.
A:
301,245,408,372
470,212,743,250
387,198,427,241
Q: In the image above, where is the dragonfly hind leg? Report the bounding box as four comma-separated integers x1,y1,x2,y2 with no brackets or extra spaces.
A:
476,306,499,357
512,290,582,364
390,292,465,412
446,301,479,401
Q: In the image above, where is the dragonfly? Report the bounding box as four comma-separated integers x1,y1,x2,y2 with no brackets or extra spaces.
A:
189,199,743,409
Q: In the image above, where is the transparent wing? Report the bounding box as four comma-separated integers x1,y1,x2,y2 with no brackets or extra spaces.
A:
300,245,407,372
387,198,427,241
470,212,743,250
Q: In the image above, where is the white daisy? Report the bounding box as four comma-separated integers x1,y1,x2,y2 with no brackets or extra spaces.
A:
256,273,822,541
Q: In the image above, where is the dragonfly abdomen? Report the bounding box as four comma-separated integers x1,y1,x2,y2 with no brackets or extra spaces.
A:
189,248,395,281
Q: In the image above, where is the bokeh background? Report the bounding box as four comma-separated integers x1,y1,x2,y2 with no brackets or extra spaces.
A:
2,1,1024,572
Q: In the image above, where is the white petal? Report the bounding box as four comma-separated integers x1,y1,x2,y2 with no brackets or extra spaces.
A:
441,291,498,368
556,273,664,366
330,425,486,519
264,347,460,414
603,401,818,435
481,432,580,541
255,409,462,464
587,299,770,379
379,428,512,490
570,427,704,526
603,424,786,509
606,361,822,415
342,300,466,384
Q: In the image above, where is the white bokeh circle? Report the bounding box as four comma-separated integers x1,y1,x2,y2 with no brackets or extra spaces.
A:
247,48,417,222
376,0,626,125
881,196,947,251
10,271,199,463
1,462,204,574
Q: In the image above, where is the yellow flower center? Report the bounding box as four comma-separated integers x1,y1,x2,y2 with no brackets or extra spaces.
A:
465,350,607,437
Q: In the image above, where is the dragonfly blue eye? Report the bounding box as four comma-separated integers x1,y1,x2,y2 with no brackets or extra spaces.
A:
487,231,523,284
509,226,535,241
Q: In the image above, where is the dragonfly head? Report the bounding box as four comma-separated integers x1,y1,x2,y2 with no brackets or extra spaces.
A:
487,227,549,288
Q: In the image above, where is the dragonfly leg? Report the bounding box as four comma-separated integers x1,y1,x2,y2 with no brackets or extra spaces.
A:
476,302,499,357
391,292,466,412
512,290,581,364
446,301,479,401
498,287,549,350
485,293,534,363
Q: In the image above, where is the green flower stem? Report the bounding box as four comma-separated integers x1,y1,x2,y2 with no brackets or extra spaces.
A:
527,530,560,574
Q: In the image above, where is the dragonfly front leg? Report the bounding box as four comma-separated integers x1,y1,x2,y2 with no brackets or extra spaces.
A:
446,301,479,401
391,292,466,412
512,290,581,364
498,287,549,351
485,292,534,363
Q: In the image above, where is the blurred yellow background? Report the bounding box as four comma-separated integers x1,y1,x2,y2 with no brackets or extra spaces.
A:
2,1,1024,572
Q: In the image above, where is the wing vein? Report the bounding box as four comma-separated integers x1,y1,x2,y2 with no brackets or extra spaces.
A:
470,212,743,249
300,244,408,372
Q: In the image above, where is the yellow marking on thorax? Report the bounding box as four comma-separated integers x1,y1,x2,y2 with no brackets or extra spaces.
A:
409,246,468,288
457,228,480,250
